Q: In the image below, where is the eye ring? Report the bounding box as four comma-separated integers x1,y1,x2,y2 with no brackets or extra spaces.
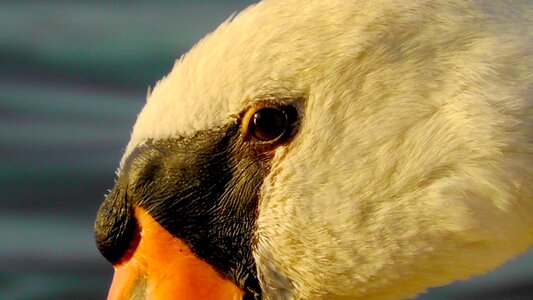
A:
241,104,298,147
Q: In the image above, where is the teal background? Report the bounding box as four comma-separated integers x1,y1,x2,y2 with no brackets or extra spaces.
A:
1,1,531,299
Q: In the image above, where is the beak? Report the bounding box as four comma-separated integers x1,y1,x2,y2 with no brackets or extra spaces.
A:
107,206,244,300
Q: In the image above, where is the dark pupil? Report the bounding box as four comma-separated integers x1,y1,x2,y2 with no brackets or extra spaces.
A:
251,108,287,141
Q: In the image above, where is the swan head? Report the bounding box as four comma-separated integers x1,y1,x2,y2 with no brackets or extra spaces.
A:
95,0,533,299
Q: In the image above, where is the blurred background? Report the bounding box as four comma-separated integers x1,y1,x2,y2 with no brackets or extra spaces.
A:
0,1,531,299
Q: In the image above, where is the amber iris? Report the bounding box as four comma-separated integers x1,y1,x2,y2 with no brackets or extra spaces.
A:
250,107,288,141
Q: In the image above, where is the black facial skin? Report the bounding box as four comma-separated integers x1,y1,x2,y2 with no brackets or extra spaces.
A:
95,122,269,299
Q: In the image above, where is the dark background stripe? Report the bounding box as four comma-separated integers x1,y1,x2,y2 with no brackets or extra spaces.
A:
1,1,531,299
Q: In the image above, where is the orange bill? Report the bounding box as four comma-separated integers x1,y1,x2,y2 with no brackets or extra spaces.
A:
107,207,244,300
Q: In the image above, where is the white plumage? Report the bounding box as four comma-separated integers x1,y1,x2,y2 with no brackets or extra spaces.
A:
121,0,532,299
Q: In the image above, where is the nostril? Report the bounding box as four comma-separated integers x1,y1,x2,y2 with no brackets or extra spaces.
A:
94,185,140,265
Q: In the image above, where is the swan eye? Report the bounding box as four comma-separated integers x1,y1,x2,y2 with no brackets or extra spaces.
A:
242,104,298,146
250,108,287,141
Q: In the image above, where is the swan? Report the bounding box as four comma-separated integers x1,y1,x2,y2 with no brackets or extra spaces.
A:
94,0,533,299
